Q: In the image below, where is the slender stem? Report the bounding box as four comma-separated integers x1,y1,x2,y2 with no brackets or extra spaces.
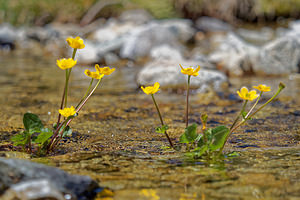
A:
245,92,262,119
230,100,248,130
76,78,94,109
151,94,174,148
186,75,191,128
49,78,102,151
151,94,164,126
28,135,32,154
76,79,101,112
220,84,285,153
56,48,77,125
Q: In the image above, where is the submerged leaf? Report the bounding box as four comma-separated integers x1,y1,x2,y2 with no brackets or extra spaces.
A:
179,123,198,143
34,128,53,145
209,126,229,151
11,132,29,146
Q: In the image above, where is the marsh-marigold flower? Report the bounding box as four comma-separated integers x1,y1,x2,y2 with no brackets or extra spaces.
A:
66,36,85,49
253,84,271,92
84,69,104,79
56,58,77,70
59,106,76,118
95,64,115,75
180,64,200,76
237,87,259,101
141,82,160,95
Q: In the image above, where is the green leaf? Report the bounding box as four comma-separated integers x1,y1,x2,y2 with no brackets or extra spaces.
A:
192,145,208,157
179,123,198,144
11,132,29,146
155,125,169,134
62,126,72,137
33,128,53,145
209,126,229,151
23,113,44,134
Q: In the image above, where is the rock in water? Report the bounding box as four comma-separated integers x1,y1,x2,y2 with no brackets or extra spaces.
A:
254,36,300,75
0,158,100,200
137,59,227,92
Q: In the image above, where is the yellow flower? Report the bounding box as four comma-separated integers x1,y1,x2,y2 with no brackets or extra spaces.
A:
253,84,271,92
140,189,160,200
84,69,104,79
56,58,77,70
141,82,160,95
95,64,115,75
66,36,85,49
237,87,259,101
180,64,200,76
59,106,76,118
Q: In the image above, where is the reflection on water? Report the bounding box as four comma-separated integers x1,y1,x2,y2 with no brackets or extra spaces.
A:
0,54,300,199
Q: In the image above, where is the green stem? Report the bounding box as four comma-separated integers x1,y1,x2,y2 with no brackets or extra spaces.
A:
76,78,94,109
186,75,191,128
151,94,174,148
220,83,285,153
56,48,77,125
245,91,262,119
49,79,103,151
230,100,248,130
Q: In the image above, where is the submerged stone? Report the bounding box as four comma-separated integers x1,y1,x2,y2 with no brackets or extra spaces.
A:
0,158,100,200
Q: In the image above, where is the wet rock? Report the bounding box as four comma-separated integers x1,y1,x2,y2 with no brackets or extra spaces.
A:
119,9,153,25
236,27,274,44
76,41,100,64
120,22,180,60
136,59,227,92
150,45,183,60
208,33,259,76
0,24,17,50
253,36,300,75
24,25,60,44
92,19,135,43
0,158,100,200
195,17,232,32
2,179,65,200
159,19,195,42
104,52,119,65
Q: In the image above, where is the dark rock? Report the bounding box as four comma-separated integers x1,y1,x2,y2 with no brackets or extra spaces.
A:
0,24,16,50
195,17,232,32
0,158,100,200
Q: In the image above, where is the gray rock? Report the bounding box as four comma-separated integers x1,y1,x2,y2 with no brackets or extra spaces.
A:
195,17,232,32
0,158,99,200
119,9,153,25
208,33,259,76
120,22,179,60
236,27,274,44
137,59,227,92
150,45,183,60
0,23,17,50
159,19,195,42
104,52,119,65
92,19,136,43
76,41,100,63
2,179,65,200
254,36,300,75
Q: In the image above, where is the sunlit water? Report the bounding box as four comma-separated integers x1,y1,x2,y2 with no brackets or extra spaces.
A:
0,53,300,199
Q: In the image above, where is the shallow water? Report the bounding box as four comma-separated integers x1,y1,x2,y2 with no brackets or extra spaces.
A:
0,53,300,199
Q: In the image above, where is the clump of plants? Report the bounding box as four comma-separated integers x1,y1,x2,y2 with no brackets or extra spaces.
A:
141,64,285,158
11,36,115,155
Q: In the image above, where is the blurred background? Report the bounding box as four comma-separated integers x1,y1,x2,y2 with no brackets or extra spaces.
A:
1,0,300,92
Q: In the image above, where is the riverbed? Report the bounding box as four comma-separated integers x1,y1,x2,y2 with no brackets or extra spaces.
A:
0,53,299,199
